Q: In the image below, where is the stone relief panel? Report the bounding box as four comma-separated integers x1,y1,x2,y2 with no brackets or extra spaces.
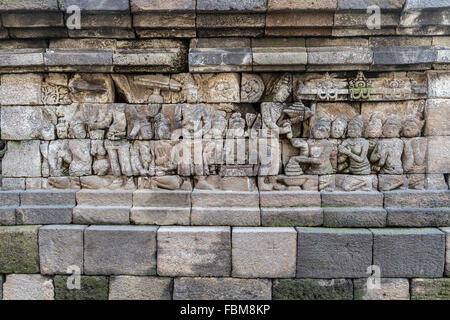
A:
0,71,447,192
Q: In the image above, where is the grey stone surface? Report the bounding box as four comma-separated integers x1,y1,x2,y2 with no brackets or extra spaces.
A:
174,277,271,300
1,12,63,27
273,279,353,300
0,49,44,67
387,208,450,227
371,228,445,277
16,206,73,225
189,48,252,72
323,207,387,227
441,227,450,276
0,275,2,299
0,74,42,105
252,38,308,71
0,225,40,274
427,136,450,173
73,206,130,225
260,191,321,207
109,276,172,300
191,207,260,226
131,207,190,225
44,50,113,66
321,192,383,207
1,178,26,191
0,208,16,225
197,0,267,11
427,71,450,98
338,0,405,10
21,190,76,206
373,46,436,65
131,0,196,11
425,99,450,136
191,191,259,207
133,190,191,207
0,191,20,206
59,0,130,11
353,278,410,300
261,208,323,227
232,227,297,278
39,225,86,275
411,278,450,300
84,225,157,276
308,47,373,65
2,274,54,300
76,190,133,206
54,275,108,300
296,227,373,278
157,226,231,277
384,190,450,208
2,141,41,178
0,0,59,11
404,0,448,9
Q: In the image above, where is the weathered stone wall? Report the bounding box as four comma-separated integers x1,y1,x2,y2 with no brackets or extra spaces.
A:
0,0,449,300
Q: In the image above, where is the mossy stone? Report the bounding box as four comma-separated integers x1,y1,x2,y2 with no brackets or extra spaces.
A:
0,225,40,274
412,279,450,300
273,279,353,300
54,275,109,300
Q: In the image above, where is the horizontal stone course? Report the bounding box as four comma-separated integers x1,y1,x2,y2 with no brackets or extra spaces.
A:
54,275,108,300
73,206,130,225
323,207,387,227
411,278,450,300
273,278,353,300
2,274,54,300
261,207,323,227
16,206,73,225
353,278,410,300
387,208,450,227
109,276,172,300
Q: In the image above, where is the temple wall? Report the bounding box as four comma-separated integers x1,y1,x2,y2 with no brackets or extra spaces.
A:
0,0,449,300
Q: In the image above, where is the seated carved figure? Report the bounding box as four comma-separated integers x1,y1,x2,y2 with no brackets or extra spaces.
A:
370,116,404,175
285,116,335,175
338,115,371,175
402,116,426,173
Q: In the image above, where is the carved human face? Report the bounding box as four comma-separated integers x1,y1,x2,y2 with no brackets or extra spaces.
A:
382,122,401,138
331,119,347,138
56,124,68,139
312,120,331,139
347,123,363,138
366,118,383,138
274,84,291,103
402,119,423,137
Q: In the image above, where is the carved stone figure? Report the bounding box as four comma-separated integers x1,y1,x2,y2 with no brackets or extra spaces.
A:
402,116,426,173
204,111,227,139
338,116,371,174
181,104,212,139
241,73,264,103
370,116,404,175
331,115,349,139
104,140,133,177
91,140,109,176
228,112,246,138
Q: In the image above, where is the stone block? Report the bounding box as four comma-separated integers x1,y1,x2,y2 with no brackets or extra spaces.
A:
338,0,405,9
59,0,130,11
384,190,450,208
0,208,16,225
21,190,76,206
427,136,450,173
353,278,410,300
9,27,68,39
371,228,445,277
44,50,113,67
232,227,297,278
0,73,42,105
189,38,252,72
425,99,450,136
84,225,157,276
191,207,260,226
2,141,42,178
173,277,271,300
441,227,450,276
197,0,267,11
157,226,231,277
131,0,196,11
192,191,259,207
133,190,191,207
131,207,190,225
373,46,436,65
296,227,373,278
0,191,20,206
73,206,130,225
1,12,63,27
411,279,450,300
321,191,383,207
39,225,86,275
261,208,323,227
387,208,450,227
196,13,265,38
268,0,337,11
323,207,387,227
307,47,373,65
1,178,26,191
427,71,450,98
251,38,307,71
54,275,108,300
68,73,115,103
273,279,353,300
16,206,73,225
109,276,172,300
260,191,321,207
1,106,55,141
0,225,40,274
2,274,54,300
0,0,59,11
76,190,134,206
0,49,44,67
